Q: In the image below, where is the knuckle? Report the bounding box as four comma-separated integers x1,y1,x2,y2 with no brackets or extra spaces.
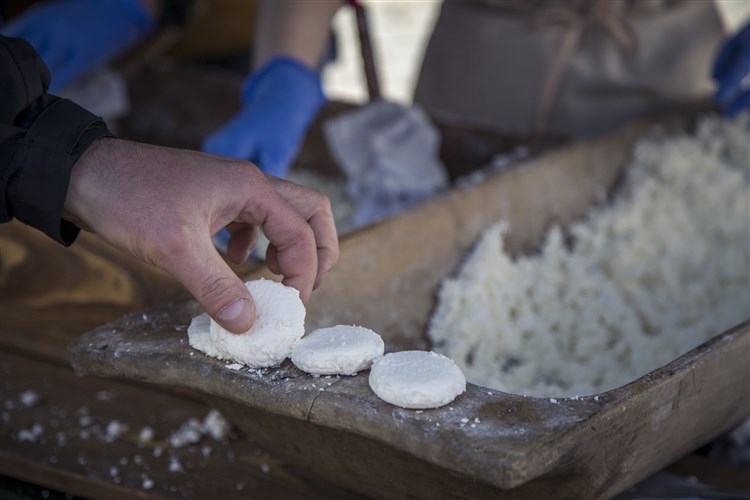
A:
289,224,317,251
329,244,341,263
310,189,332,213
275,223,316,257
137,225,190,267
158,227,192,260
321,253,339,275
199,275,236,305
236,159,262,176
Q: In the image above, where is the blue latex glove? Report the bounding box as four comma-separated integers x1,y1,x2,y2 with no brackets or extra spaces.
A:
713,22,750,117
1,0,154,92
202,57,326,179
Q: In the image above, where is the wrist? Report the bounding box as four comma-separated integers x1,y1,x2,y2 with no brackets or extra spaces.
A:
63,137,117,231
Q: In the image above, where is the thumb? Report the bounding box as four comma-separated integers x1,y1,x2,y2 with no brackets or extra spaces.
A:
163,236,256,334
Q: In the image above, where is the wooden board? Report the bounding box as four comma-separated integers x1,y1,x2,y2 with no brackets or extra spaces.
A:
0,221,358,499
68,118,750,499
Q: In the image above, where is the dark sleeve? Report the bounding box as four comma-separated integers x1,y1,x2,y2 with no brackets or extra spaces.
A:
0,35,114,246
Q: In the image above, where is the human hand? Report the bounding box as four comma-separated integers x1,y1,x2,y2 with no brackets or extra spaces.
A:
713,21,750,117
202,57,326,178
0,0,153,92
63,138,339,333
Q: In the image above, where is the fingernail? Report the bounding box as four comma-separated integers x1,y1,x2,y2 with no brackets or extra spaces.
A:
217,299,253,334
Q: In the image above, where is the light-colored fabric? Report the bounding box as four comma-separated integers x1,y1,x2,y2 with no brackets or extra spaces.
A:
324,100,448,227
414,0,726,138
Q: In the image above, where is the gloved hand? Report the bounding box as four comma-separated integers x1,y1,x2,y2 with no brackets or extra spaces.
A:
202,57,326,179
1,0,154,92
713,21,750,117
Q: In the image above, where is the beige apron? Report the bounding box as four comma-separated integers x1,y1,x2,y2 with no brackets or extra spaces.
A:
414,0,726,138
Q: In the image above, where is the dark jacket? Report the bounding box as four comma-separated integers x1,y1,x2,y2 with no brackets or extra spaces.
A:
0,35,112,245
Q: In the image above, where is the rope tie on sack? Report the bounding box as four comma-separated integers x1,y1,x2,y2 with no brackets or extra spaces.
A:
531,0,637,134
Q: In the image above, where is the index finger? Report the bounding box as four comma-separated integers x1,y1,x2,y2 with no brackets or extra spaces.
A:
238,187,318,303
266,176,340,289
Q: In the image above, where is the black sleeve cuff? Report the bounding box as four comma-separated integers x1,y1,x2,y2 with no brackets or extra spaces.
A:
5,98,113,246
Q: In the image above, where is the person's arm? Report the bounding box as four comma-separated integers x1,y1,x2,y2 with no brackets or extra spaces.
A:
254,0,342,70
1,35,339,334
0,35,114,244
201,1,343,179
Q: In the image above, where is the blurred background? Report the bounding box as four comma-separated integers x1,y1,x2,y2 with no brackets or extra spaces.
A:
325,0,750,104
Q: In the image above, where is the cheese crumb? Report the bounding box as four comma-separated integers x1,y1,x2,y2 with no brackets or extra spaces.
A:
19,390,39,407
168,456,184,473
169,418,202,448
18,423,44,442
105,420,128,442
203,410,230,440
139,426,154,443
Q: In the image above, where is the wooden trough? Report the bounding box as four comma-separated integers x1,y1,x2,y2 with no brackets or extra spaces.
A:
69,118,750,499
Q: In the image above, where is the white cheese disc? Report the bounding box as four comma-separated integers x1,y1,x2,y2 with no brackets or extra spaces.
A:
188,279,305,368
291,325,384,376
187,313,221,358
369,351,466,409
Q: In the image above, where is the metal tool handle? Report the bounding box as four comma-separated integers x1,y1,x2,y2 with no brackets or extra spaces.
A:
348,0,381,101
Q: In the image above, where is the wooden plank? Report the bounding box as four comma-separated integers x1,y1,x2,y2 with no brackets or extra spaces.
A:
0,349,357,499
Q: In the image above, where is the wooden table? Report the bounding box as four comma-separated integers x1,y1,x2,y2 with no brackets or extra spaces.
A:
0,220,359,499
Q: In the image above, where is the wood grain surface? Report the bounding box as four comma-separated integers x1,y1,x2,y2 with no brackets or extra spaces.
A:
0,222,185,363
0,221,359,499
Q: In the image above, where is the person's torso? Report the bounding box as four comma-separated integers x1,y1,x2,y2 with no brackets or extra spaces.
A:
414,0,725,138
